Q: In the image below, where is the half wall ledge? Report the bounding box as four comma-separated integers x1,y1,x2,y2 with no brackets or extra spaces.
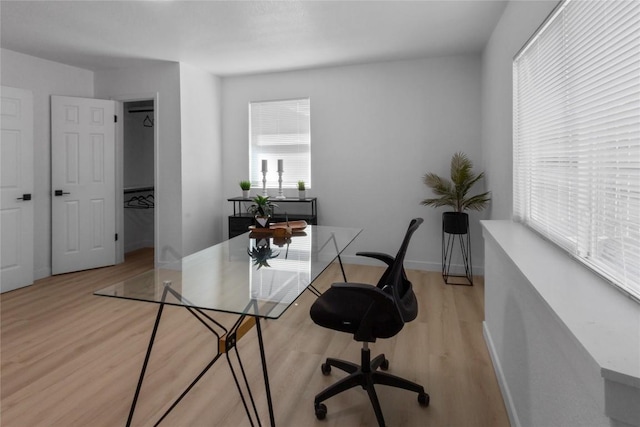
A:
481,220,639,427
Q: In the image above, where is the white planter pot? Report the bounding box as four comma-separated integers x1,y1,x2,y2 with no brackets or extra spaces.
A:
255,216,270,228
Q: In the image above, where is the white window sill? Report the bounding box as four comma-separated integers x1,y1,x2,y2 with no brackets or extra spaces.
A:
481,220,640,426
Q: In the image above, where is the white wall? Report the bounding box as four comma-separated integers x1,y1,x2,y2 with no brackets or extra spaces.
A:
481,0,560,220
95,62,183,265
222,56,486,272
0,48,94,279
179,63,223,255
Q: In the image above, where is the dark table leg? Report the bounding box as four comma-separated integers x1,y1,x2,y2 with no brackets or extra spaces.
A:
255,317,276,427
126,285,169,427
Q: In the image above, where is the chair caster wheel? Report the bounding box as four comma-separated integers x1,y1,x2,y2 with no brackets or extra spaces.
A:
321,363,331,375
380,358,389,370
315,402,327,420
418,392,430,407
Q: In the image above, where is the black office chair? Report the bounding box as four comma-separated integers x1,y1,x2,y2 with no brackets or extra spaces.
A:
310,218,429,426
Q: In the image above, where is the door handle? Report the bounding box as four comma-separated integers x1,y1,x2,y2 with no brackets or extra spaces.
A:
54,190,70,196
16,193,32,201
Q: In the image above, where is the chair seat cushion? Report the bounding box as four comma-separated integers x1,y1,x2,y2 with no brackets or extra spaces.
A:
310,283,402,340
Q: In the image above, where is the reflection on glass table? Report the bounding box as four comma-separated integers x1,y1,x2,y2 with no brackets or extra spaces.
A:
248,231,311,308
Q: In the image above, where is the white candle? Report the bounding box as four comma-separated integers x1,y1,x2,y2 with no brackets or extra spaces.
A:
277,159,283,172
262,159,267,172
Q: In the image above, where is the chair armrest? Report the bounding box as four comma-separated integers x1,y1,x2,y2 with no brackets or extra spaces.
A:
356,252,396,290
356,252,395,266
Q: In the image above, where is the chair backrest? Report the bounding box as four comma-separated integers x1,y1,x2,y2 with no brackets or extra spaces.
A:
379,218,423,323
311,218,424,342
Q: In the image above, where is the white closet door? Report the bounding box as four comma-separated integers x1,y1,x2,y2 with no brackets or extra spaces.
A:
1,86,34,292
51,96,116,275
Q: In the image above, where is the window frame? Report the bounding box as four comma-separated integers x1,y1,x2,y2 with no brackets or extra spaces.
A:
248,97,311,190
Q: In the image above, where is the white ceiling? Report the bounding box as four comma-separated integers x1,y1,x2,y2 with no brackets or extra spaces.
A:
0,0,507,77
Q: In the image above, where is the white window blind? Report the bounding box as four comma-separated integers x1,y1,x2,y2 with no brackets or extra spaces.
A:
249,98,311,189
513,0,640,299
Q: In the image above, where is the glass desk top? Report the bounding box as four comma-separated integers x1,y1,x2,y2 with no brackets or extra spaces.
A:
95,226,362,319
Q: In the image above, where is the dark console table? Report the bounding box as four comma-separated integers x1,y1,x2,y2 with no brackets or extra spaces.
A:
227,197,318,238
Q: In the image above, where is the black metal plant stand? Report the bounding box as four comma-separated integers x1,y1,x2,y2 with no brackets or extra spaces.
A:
441,212,473,286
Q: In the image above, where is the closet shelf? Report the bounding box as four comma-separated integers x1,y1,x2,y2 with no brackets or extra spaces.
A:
124,186,154,194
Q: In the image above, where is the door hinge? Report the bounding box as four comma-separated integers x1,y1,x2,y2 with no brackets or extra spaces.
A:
114,115,118,123
115,233,118,241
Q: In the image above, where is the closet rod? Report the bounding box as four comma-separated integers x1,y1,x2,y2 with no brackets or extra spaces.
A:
124,186,154,194
128,108,154,113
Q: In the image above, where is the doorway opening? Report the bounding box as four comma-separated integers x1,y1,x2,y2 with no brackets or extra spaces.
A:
122,100,155,258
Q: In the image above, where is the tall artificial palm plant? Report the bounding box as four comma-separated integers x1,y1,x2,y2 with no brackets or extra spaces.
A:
421,152,490,213
421,152,491,286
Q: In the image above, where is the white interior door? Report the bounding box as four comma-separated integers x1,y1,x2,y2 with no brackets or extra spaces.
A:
1,86,34,292
51,96,116,275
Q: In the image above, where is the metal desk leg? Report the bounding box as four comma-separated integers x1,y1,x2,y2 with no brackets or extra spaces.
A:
330,232,348,282
255,317,276,427
224,314,275,427
336,253,348,282
127,285,169,427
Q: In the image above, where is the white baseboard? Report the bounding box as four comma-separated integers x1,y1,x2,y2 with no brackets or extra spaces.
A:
483,321,520,427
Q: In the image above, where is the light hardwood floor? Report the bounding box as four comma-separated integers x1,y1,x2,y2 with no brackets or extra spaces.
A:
1,248,509,427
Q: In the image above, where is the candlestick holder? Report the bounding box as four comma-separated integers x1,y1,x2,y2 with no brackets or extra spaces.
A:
262,171,268,196
276,170,285,199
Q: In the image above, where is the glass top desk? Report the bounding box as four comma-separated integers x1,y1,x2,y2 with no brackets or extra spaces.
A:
95,225,362,427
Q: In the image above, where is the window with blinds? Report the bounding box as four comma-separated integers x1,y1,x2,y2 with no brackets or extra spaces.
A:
249,98,311,189
513,0,640,300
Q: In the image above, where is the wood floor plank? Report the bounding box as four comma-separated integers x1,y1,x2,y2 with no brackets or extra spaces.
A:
1,248,509,426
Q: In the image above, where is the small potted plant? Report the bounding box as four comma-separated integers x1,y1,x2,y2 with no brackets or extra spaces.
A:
247,195,277,228
298,181,306,199
239,180,251,198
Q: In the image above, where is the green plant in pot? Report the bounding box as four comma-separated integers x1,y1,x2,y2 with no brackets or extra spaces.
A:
422,152,490,286
239,180,251,198
297,181,306,199
421,152,490,234
247,195,277,228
